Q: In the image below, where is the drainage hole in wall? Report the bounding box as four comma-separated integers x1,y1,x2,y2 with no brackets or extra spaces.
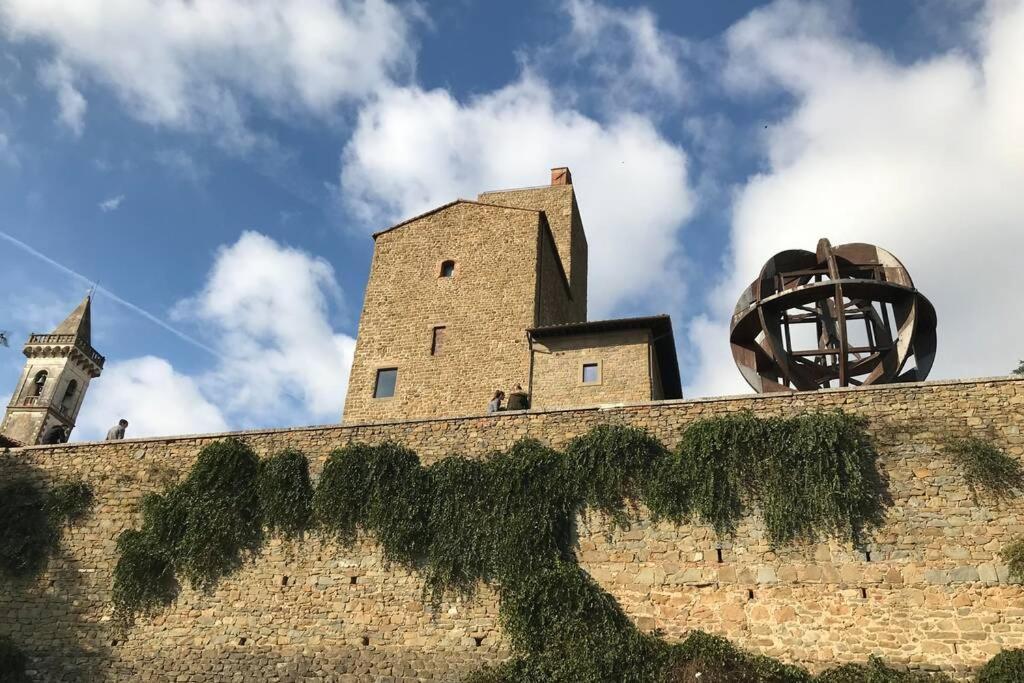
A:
280,575,289,586
747,589,755,601
860,587,868,599
865,551,872,563
110,639,118,647
361,636,370,647
350,576,358,585
473,636,484,647
238,637,247,646
716,548,723,564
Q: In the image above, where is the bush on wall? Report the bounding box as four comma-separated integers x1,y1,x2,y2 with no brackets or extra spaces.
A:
945,436,1023,500
1000,538,1024,582
977,648,1024,683
647,411,886,545
113,439,315,622
257,449,313,539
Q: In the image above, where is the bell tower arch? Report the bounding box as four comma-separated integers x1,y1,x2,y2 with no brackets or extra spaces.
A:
1,295,105,445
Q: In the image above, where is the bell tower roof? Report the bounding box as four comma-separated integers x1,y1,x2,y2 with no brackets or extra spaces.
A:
52,295,92,343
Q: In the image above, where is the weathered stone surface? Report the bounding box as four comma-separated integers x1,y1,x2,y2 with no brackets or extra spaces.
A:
1,375,1022,680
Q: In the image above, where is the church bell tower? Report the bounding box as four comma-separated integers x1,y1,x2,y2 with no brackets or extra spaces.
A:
1,296,105,445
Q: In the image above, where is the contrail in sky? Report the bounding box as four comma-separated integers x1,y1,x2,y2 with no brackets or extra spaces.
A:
0,229,223,359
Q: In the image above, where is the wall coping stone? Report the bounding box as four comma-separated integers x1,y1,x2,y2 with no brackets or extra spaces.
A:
5,374,1020,453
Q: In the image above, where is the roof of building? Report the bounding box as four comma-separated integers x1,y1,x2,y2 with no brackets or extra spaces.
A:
372,199,543,239
53,295,92,343
528,315,683,399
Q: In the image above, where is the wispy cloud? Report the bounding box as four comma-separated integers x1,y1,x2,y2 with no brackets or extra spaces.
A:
98,194,125,212
38,59,86,136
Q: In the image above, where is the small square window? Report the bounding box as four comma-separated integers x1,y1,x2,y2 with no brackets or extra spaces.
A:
374,368,398,398
582,363,600,384
440,260,456,277
431,326,446,356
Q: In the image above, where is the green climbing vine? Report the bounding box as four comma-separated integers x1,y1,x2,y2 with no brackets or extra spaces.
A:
257,448,313,539
112,411,902,680
0,477,93,580
1000,538,1024,582
307,411,889,681
646,411,885,545
112,438,314,622
978,649,1024,682
945,436,1024,500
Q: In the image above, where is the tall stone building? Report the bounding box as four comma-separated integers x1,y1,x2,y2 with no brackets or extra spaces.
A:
343,167,682,424
0,295,104,445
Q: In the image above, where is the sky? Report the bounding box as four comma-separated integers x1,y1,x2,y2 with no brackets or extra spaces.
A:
0,0,1021,440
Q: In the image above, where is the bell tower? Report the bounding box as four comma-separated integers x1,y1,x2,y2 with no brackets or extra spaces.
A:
1,295,105,445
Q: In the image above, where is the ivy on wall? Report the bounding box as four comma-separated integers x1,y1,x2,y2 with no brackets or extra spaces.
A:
1000,539,1024,582
309,412,890,681
945,436,1024,500
111,412,993,680
113,438,313,623
977,650,1024,682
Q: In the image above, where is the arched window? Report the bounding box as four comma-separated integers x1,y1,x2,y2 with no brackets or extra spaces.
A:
61,380,78,412
32,370,48,397
439,260,455,278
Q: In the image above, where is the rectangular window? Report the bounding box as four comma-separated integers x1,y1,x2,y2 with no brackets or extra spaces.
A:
431,326,446,356
582,362,600,384
374,368,398,399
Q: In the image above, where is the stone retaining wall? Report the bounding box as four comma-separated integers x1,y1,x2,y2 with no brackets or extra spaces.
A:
2,376,1023,681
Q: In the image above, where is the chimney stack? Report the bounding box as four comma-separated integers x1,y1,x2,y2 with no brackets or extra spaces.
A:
550,167,572,186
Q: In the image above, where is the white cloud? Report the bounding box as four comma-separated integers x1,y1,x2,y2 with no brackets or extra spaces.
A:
76,356,229,440
175,231,356,426
0,0,417,140
98,194,125,212
562,0,689,107
688,0,1024,396
340,76,694,316
38,59,86,136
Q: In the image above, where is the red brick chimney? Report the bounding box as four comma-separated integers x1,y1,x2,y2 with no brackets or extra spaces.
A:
550,167,572,186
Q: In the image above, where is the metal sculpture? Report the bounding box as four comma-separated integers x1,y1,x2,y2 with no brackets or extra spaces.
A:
730,239,936,393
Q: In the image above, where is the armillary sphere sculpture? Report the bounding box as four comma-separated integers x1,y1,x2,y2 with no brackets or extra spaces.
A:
730,239,937,393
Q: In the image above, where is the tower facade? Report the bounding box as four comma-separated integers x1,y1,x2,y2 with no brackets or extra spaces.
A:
1,296,104,445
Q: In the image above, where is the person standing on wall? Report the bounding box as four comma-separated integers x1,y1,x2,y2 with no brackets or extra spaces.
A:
106,418,128,440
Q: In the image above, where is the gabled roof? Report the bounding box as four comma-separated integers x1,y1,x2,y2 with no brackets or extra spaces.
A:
53,295,92,343
372,200,542,239
529,315,683,399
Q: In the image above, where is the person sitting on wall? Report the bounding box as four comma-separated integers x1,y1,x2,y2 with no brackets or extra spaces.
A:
106,418,129,440
506,384,529,411
487,390,505,413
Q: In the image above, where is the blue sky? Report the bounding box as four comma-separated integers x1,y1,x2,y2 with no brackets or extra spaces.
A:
1,0,1022,439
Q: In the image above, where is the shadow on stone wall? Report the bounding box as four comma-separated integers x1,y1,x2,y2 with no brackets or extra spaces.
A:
0,456,111,681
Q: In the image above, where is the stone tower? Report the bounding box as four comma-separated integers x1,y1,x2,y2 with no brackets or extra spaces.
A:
342,168,589,424
1,295,105,445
